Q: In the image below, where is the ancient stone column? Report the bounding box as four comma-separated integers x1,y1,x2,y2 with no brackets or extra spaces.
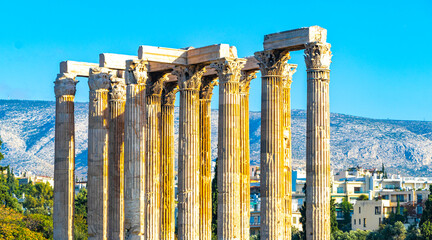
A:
108,72,127,240
145,72,167,239
161,81,178,240
87,68,111,240
304,42,332,240
124,60,148,240
199,76,217,240
172,65,206,240
254,49,290,240
282,64,297,239
239,70,257,240
53,73,77,240
211,58,245,240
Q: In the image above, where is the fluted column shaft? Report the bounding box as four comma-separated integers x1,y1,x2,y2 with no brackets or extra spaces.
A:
211,58,245,240
124,60,148,240
53,73,77,240
282,65,296,239
145,74,166,240
305,42,332,240
173,65,206,240
161,82,178,240
239,71,256,240
108,75,126,240
255,50,291,240
199,77,217,240
87,68,111,240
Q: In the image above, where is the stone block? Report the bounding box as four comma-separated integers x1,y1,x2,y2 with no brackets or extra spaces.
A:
100,53,138,70
242,56,259,71
60,61,99,77
187,44,237,65
138,45,187,65
263,26,327,51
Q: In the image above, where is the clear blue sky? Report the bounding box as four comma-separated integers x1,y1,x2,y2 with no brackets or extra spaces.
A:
0,0,431,121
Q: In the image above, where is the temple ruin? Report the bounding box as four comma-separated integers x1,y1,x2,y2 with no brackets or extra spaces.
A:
53,26,332,240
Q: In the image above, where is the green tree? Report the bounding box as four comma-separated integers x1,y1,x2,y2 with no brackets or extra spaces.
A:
299,184,307,240
406,223,423,240
420,185,432,238
0,137,4,163
339,197,353,232
369,221,407,240
331,197,339,234
22,182,53,215
385,199,405,225
420,186,432,226
358,194,369,201
74,188,88,240
211,158,218,240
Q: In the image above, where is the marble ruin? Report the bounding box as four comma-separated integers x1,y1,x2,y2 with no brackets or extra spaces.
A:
53,26,332,240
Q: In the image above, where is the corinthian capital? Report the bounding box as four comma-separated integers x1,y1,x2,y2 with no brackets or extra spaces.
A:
281,64,297,88
125,60,149,85
54,73,78,97
200,76,218,100
239,70,258,94
88,67,111,91
254,49,290,76
172,65,206,91
146,72,169,96
109,77,126,101
162,82,179,106
304,42,332,69
210,58,245,84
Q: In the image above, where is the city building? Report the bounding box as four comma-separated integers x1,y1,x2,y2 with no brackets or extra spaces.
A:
351,199,391,231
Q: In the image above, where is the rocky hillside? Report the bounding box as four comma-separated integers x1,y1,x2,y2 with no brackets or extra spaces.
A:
1,99,431,178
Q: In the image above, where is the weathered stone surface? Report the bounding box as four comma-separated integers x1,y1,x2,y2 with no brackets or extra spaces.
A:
60,61,99,77
304,42,332,240
161,82,178,240
188,44,237,64
53,73,77,240
87,68,111,240
282,64,297,239
138,46,187,65
239,70,257,240
255,49,291,240
172,65,206,240
264,26,327,51
124,60,149,240
144,73,167,240
199,76,218,240
108,75,126,240
211,58,245,240
100,53,138,70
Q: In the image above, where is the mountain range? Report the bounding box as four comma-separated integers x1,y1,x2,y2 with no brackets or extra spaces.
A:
1,99,431,179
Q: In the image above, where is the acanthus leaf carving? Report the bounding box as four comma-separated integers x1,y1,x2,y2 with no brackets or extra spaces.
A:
254,49,290,76
281,64,297,88
304,42,332,69
54,73,78,97
146,72,169,96
125,60,149,85
109,76,126,101
172,65,206,91
162,81,179,106
88,67,111,92
239,70,258,94
209,58,245,84
200,76,218,100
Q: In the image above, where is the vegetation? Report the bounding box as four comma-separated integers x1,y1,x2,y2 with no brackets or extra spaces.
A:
211,158,218,240
338,196,353,232
0,136,88,239
358,194,369,200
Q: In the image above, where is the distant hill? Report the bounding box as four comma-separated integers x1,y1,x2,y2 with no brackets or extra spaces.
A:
1,99,432,179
